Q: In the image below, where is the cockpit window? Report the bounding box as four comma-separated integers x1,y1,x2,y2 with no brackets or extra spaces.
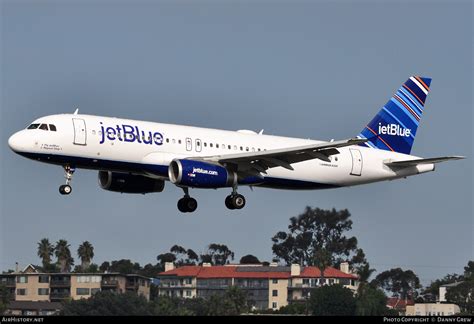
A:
39,124,49,131
49,124,57,131
27,124,40,129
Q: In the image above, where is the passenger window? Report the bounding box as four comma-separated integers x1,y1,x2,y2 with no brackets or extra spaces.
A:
178,140,182,144
228,145,231,150
222,144,225,149
27,124,40,130
172,139,176,144
216,144,219,148
210,143,213,148
204,143,207,147
92,130,96,135
49,124,57,131
252,147,255,152
258,148,261,151
166,138,170,143
240,146,243,151
234,145,237,150
39,124,48,131
246,147,249,151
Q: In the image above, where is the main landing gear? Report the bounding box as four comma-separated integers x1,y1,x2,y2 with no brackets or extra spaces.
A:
225,187,246,210
59,165,75,195
177,187,198,213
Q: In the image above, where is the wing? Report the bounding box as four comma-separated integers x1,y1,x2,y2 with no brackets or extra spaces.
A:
194,138,367,174
384,156,465,168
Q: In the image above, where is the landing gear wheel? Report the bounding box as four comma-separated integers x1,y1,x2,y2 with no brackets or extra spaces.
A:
177,197,198,213
232,194,246,209
59,184,72,195
225,195,235,210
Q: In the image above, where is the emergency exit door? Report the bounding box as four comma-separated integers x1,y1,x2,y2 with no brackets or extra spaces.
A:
349,149,363,176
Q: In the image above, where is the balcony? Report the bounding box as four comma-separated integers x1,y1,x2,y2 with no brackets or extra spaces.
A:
1,280,16,287
50,279,71,287
101,279,119,287
50,291,70,299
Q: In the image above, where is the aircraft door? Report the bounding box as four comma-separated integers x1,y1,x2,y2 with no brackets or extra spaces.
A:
72,118,87,145
349,148,363,176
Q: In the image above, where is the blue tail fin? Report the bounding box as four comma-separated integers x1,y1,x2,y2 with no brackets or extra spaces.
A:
358,76,432,154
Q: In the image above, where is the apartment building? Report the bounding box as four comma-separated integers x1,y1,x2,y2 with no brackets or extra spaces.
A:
157,262,358,310
0,264,151,303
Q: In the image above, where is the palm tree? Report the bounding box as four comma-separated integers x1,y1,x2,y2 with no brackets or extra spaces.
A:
357,262,376,293
314,248,331,286
77,241,94,271
55,239,73,273
37,238,54,270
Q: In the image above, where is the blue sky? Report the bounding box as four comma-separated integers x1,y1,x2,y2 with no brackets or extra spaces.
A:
1,0,472,286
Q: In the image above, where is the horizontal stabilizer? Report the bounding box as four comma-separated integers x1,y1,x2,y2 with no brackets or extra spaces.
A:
384,156,465,168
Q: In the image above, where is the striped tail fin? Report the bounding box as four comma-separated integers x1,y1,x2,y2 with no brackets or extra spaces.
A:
358,76,431,154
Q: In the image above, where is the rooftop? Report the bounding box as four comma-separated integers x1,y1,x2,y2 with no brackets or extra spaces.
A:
159,265,357,279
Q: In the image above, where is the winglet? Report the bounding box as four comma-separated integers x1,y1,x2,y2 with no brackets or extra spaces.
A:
258,129,264,135
73,108,79,115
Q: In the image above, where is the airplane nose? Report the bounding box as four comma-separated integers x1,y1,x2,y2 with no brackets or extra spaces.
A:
8,131,23,152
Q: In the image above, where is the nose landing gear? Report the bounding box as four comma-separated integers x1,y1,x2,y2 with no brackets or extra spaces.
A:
59,166,75,195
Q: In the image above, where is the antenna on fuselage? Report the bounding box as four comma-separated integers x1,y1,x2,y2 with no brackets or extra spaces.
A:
73,108,79,115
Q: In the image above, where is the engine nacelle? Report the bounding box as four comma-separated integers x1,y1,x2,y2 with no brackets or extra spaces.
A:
98,171,165,194
168,159,236,188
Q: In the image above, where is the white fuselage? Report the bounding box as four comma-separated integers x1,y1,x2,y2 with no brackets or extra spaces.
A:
8,113,435,190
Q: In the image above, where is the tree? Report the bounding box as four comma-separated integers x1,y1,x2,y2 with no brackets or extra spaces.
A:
314,248,331,283
356,262,376,294
55,239,74,273
169,245,199,266
106,259,141,274
372,268,421,299
356,286,391,315
271,207,366,269
445,261,474,315
61,291,153,315
201,244,235,265
156,253,176,265
37,238,54,270
206,286,249,315
309,285,356,316
77,241,94,271
240,255,260,264
0,284,11,315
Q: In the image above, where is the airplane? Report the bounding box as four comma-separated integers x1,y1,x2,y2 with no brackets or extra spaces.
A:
8,76,464,213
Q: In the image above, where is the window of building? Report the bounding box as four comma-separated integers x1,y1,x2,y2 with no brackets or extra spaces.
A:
272,302,277,309
49,124,57,131
329,279,335,285
272,279,278,284
38,288,49,295
91,288,101,295
302,279,309,285
17,289,27,295
76,288,90,295
185,278,192,285
272,290,278,297
350,279,355,286
17,276,28,283
39,275,49,283
186,290,192,297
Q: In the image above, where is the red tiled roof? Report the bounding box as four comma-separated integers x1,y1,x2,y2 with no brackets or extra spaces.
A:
387,297,415,310
159,265,358,279
299,267,358,279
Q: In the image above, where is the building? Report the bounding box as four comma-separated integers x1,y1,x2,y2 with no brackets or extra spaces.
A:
4,301,62,316
439,281,463,302
405,303,460,316
157,262,358,310
0,264,151,305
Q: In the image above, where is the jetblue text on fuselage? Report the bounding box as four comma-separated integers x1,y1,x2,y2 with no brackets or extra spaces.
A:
99,123,164,145
378,123,411,137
